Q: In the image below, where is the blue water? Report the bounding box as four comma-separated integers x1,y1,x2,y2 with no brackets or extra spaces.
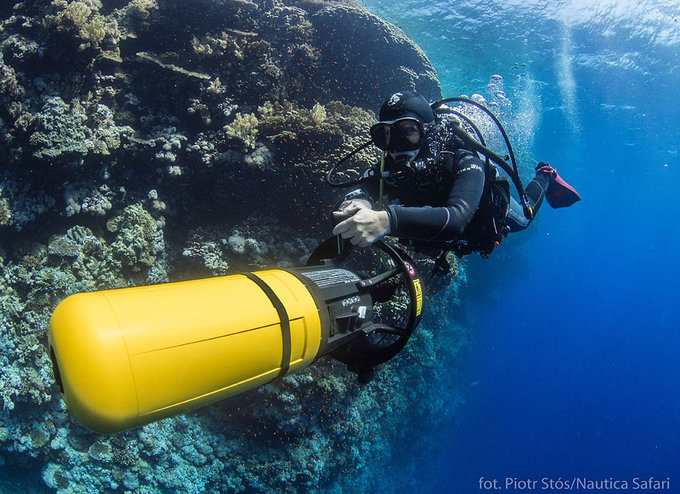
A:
361,0,680,491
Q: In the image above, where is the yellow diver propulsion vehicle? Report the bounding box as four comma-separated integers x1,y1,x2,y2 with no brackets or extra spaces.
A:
48,238,423,433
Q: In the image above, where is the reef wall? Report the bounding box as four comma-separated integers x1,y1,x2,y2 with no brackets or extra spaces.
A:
0,1,466,492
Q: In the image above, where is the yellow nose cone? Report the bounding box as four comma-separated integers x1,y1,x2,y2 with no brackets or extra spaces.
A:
49,270,322,433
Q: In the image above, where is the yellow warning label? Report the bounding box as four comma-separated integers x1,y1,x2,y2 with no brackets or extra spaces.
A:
413,278,423,317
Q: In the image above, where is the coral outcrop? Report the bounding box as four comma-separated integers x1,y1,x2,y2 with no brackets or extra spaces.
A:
0,1,467,492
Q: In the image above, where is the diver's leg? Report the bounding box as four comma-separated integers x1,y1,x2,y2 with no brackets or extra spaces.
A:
506,197,531,232
506,170,549,232
507,163,580,232
526,169,550,212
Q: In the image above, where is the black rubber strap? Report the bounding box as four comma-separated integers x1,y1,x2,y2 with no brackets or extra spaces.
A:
242,272,291,378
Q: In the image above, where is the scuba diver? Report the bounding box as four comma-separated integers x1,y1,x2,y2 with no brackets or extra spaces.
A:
330,91,581,257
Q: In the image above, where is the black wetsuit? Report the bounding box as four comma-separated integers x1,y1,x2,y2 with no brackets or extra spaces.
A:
382,148,485,241
348,117,548,246
351,118,486,244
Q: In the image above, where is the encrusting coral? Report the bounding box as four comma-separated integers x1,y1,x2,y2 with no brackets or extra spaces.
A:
0,1,471,492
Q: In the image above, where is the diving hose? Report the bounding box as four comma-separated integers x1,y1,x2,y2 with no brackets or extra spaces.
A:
432,97,534,220
378,151,385,210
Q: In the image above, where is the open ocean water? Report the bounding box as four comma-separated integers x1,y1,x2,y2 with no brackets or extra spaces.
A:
360,0,680,492
2,1,679,492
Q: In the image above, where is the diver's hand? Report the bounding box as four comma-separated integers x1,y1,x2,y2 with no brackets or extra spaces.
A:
335,199,373,216
332,207,390,247
331,198,372,227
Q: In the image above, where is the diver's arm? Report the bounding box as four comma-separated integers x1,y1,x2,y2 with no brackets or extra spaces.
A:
386,151,485,241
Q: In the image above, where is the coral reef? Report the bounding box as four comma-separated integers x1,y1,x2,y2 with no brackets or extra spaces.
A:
0,0,469,492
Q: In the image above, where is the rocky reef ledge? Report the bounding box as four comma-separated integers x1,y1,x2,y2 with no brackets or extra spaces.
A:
0,1,467,492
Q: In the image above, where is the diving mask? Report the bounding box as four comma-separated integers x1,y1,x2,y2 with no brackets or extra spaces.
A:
370,118,426,152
